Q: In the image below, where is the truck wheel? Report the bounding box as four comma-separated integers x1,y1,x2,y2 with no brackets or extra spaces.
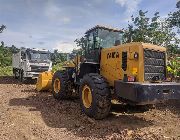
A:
52,70,73,100
80,73,111,119
13,69,19,79
14,72,18,79
19,70,25,83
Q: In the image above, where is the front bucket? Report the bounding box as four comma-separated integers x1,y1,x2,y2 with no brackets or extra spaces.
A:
36,71,53,92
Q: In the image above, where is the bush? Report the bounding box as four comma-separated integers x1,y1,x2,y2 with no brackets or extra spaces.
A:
0,66,13,76
167,56,180,79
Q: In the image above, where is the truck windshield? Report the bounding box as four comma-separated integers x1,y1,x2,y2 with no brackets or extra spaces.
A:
98,29,123,48
30,52,50,61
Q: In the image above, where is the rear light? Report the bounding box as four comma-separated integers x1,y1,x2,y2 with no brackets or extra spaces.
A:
123,74,136,82
128,76,135,82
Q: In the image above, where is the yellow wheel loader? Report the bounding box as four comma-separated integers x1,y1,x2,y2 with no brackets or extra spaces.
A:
36,25,180,119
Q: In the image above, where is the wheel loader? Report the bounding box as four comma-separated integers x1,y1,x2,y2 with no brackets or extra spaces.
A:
36,25,180,119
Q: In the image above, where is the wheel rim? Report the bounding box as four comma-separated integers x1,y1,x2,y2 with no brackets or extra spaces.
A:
54,78,61,93
82,85,92,108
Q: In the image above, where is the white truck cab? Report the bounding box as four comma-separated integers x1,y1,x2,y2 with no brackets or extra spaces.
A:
12,48,52,82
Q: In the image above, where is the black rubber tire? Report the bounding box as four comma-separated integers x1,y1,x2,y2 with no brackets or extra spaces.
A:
52,70,73,100
19,70,24,83
80,73,111,120
14,70,18,79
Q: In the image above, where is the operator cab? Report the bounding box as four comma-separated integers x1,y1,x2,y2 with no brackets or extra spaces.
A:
84,25,124,63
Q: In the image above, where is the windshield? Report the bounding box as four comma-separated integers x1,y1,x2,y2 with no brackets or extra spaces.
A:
30,52,50,61
98,29,123,48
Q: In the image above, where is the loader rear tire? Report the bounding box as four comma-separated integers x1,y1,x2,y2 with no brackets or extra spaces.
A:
80,73,111,119
52,70,73,100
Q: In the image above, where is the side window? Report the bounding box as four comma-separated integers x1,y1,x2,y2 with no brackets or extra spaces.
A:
122,51,127,71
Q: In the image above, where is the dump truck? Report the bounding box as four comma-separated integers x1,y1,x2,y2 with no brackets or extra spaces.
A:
36,25,180,119
12,48,52,82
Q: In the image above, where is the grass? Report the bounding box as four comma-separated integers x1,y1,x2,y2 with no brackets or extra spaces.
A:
0,66,13,76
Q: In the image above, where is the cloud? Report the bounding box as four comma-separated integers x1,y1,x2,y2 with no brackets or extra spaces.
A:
115,0,141,14
53,42,77,53
38,41,45,45
44,1,71,24
62,17,71,24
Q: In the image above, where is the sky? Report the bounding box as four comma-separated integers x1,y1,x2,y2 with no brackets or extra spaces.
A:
0,0,178,52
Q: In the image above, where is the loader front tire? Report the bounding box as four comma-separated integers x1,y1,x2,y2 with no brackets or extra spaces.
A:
52,70,72,100
80,73,111,119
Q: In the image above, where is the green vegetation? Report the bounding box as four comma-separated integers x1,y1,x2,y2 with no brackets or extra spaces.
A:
0,26,19,76
0,66,12,76
167,56,180,78
0,41,19,76
0,24,6,33
51,50,68,65
124,10,180,55
0,42,19,66
52,63,64,73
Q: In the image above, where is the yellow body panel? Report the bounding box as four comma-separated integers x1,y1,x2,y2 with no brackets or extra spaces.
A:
100,42,166,86
36,71,53,91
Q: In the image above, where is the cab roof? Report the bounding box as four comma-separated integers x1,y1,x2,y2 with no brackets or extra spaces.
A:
85,25,124,34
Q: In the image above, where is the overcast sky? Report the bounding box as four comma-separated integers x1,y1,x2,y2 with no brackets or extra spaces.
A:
0,0,178,52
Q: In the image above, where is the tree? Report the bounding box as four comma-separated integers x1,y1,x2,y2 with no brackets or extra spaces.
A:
74,37,86,50
168,10,180,29
0,24,6,33
124,10,180,55
167,2,180,34
0,41,4,47
51,49,68,65
176,1,180,9
9,45,19,53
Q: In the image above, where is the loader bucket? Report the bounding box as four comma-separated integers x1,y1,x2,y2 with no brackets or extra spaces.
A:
36,71,53,92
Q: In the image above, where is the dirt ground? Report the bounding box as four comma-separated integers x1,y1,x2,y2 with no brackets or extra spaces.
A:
0,76,180,140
